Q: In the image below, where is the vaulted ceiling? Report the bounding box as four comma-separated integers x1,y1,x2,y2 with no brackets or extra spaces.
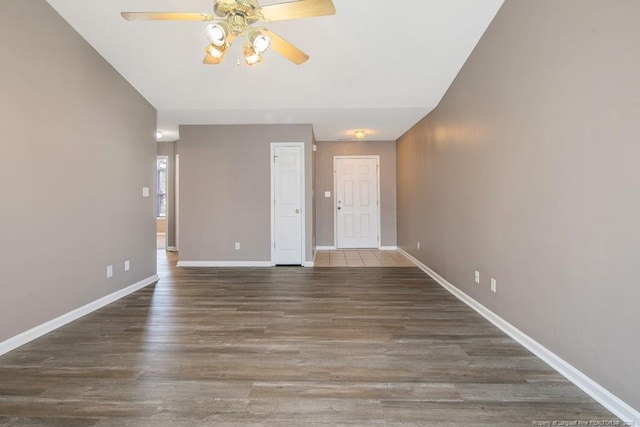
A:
46,0,504,141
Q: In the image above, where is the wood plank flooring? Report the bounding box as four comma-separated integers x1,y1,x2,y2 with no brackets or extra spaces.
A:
0,252,618,426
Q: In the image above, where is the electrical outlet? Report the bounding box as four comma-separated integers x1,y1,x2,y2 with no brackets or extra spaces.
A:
475,271,480,284
106,265,113,278
235,242,240,250
124,260,130,272
417,241,420,250
491,278,497,293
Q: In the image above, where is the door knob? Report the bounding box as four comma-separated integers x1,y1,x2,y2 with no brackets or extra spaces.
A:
295,209,300,213
337,207,341,210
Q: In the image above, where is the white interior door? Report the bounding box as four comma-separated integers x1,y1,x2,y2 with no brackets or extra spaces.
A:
335,156,380,249
272,144,304,265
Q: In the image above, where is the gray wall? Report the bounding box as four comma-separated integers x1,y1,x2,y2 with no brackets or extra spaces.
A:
397,0,640,410
0,1,157,343
315,141,397,247
158,141,177,248
178,124,314,263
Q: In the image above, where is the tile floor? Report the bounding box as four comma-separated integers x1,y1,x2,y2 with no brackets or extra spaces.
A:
156,232,166,249
314,249,415,267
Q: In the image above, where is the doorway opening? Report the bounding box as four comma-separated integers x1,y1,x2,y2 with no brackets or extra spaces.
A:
156,156,168,250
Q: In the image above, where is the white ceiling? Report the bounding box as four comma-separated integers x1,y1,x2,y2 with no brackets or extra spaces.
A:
46,0,503,142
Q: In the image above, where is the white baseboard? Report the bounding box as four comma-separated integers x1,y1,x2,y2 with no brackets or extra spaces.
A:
0,274,159,357
379,246,398,251
166,246,178,252
315,246,336,251
177,261,273,267
397,248,639,425
303,261,314,268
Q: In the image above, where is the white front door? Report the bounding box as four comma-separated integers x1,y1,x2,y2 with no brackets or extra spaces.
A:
335,156,380,249
272,144,304,265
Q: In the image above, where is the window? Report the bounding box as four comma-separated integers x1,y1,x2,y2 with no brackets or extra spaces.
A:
156,157,168,218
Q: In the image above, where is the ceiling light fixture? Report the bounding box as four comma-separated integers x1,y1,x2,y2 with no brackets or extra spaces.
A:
354,130,366,139
121,0,336,66
243,44,263,66
206,43,226,58
156,131,164,139
205,22,229,47
249,30,271,54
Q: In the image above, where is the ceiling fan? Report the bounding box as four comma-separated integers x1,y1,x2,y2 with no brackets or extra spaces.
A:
121,0,336,66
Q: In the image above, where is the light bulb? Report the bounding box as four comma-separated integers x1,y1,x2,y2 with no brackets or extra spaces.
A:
252,34,271,54
205,23,228,47
206,43,224,58
244,45,263,66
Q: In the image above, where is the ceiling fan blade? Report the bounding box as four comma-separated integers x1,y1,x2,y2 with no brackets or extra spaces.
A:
259,29,309,65
260,0,335,22
121,12,214,21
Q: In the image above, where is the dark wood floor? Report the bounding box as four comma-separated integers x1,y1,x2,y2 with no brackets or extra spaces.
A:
0,252,617,426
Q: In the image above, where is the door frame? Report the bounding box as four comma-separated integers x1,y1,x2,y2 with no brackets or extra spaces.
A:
270,142,306,266
333,155,381,249
174,153,180,252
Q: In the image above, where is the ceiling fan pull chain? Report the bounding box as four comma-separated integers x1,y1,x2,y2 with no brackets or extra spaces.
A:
236,38,241,66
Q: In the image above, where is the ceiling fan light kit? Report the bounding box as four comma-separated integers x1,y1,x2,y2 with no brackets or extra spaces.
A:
249,30,271,54
243,44,263,65
205,43,225,58
122,0,336,66
205,22,229,47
